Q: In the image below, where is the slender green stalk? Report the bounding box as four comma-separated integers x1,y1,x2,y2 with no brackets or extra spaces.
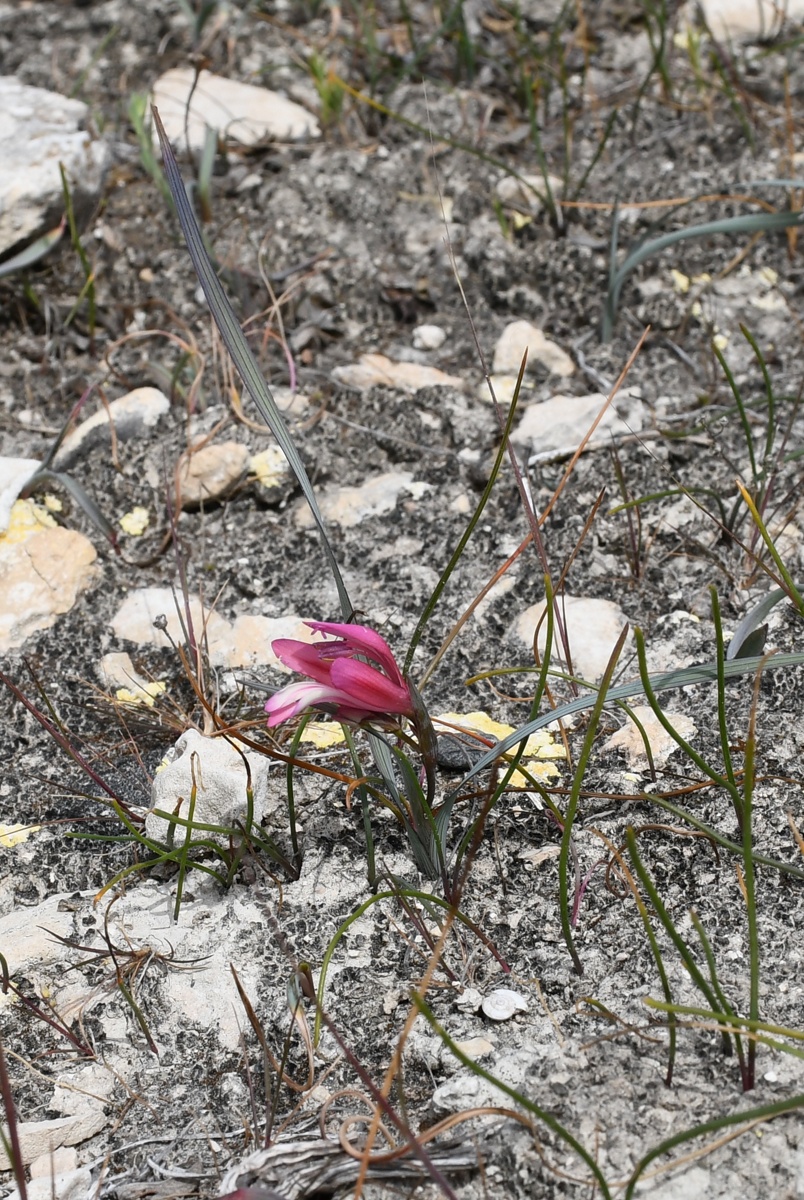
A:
742,661,765,1089
313,889,505,1045
634,629,745,818
59,164,96,337
405,356,525,680
710,587,740,821
626,830,740,1064
643,999,804,1049
625,1094,804,1198
560,626,628,975
737,484,804,616
410,992,613,1200
153,107,353,621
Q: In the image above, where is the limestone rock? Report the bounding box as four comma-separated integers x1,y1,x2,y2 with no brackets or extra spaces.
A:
110,586,229,651
604,704,697,768
54,387,170,470
294,471,432,529
514,594,631,683
492,320,574,378
249,445,294,505
495,172,563,215
332,353,464,393
151,68,320,153
177,440,250,508
412,324,447,350
0,455,42,532
0,1115,104,1170
147,728,275,844
512,389,646,464
0,500,98,653
685,0,804,40
110,588,317,672
98,651,165,707
14,1167,91,1200
0,77,110,258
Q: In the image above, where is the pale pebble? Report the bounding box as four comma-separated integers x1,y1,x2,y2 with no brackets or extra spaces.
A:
151,68,320,153
492,320,574,377
514,594,631,683
332,353,463,393
513,389,646,464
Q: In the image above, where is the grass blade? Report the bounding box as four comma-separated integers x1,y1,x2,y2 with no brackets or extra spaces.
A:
560,624,629,975
152,106,353,621
449,650,804,796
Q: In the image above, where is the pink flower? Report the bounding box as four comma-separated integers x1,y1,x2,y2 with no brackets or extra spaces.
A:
265,621,414,727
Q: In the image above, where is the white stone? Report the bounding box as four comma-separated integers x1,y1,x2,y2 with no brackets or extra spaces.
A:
412,324,447,350
0,456,41,532
0,500,98,653
685,0,804,40
146,728,275,844
250,445,292,491
0,894,78,979
431,1074,484,1115
0,1114,105,1169
110,587,230,651
481,988,528,1021
14,1168,91,1200
112,590,305,669
495,173,563,214
633,1163,711,1199
478,374,536,408
455,987,483,1013
111,590,318,672
98,651,165,707
294,471,431,529
151,68,320,153
30,1147,78,1178
54,387,170,470
492,320,574,377
0,77,110,257
177,440,250,507
513,389,646,464
453,1036,495,1059
332,353,464,393
604,704,698,768
514,594,631,683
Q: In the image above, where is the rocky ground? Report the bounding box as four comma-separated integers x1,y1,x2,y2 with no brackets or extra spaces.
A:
2,1,804,1198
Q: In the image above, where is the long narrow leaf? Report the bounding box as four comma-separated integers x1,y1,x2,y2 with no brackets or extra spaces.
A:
604,208,803,340
450,650,804,794
152,107,352,620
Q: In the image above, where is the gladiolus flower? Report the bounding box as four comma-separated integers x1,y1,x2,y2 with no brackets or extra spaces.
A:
265,621,415,727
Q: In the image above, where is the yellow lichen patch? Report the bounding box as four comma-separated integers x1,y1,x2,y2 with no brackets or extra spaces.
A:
119,506,150,536
298,721,347,749
509,760,562,786
436,711,565,760
0,823,40,847
43,493,63,512
1,498,57,545
671,269,690,294
115,680,166,707
250,447,288,488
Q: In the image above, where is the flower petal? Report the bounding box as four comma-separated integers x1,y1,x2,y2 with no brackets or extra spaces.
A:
265,681,343,725
271,639,335,686
306,621,404,685
330,656,413,716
